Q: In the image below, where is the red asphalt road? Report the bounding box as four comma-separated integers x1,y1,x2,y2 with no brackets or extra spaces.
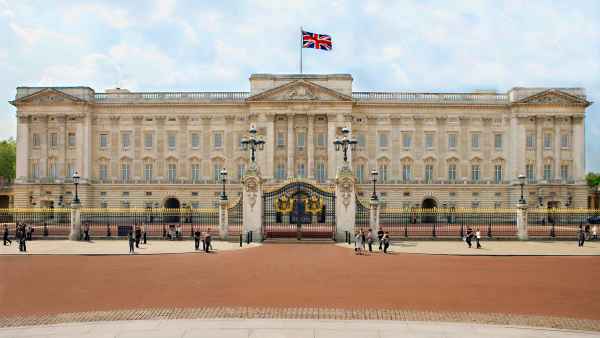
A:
1,244,599,319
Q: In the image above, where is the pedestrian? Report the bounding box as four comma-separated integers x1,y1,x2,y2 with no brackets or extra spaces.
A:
585,224,591,240
207,228,214,250
465,226,474,248
475,227,482,249
135,224,142,248
367,229,373,252
593,225,598,241
128,229,135,254
175,225,181,240
162,225,167,239
26,223,33,240
3,224,11,245
578,225,585,247
204,231,212,253
354,231,363,255
19,226,26,252
84,223,90,241
142,224,147,244
383,231,390,254
360,229,366,251
194,228,201,250
377,228,384,251
43,222,48,237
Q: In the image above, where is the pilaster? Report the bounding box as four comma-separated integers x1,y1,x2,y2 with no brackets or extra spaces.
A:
307,115,315,179
335,166,356,241
15,114,29,183
219,198,229,240
242,166,263,242
287,114,295,178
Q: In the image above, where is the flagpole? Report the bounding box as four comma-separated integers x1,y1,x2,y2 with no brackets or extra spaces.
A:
299,26,303,74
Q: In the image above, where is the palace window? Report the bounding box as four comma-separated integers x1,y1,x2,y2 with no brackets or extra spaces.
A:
402,133,412,150
191,133,200,149
277,132,285,146
425,133,434,150
275,163,286,180
297,132,305,149
144,133,153,149
316,133,326,147
544,164,553,181
356,164,364,184
356,134,366,149
471,133,480,150
31,162,39,178
448,164,457,182
191,164,201,182
49,133,58,148
560,164,569,181
471,165,481,182
67,163,75,178
144,164,153,181
526,164,535,183
379,164,388,183
213,132,223,149
297,163,305,178
526,133,535,150
168,133,177,150
402,164,411,182
213,164,222,182
494,134,503,150
100,133,108,148
543,133,552,150
316,161,326,183
68,133,76,147
494,165,503,183
121,132,130,149
448,133,457,151
424,164,433,183
48,162,57,178
560,133,570,149
168,164,177,183
121,163,130,182
99,164,108,181
32,133,40,147
237,163,245,180
378,132,389,149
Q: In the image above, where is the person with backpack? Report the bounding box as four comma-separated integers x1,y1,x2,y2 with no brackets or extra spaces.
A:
377,228,384,251
465,227,474,248
382,232,390,254
3,224,11,246
194,228,201,250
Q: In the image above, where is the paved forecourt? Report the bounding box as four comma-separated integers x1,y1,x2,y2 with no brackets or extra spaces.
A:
0,240,260,255
338,240,600,256
1,318,598,338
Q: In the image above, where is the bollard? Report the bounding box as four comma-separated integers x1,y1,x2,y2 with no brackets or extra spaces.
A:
240,233,243,247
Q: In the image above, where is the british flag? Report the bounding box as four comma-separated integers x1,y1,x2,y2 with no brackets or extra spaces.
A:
302,30,332,51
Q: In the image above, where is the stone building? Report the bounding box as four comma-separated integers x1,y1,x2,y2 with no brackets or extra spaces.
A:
10,74,591,209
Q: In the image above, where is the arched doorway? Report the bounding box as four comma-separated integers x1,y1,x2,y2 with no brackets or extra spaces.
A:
164,197,180,223
422,198,437,223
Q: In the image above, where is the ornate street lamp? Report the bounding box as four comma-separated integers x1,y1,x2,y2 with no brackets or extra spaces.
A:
220,168,228,200
240,125,265,165
333,127,357,164
72,171,80,204
370,169,378,200
518,174,526,204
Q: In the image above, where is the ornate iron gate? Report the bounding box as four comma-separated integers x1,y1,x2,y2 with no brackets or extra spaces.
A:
263,181,335,240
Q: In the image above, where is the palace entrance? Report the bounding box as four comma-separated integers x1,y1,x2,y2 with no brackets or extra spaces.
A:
422,197,437,223
164,197,180,222
262,181,335,240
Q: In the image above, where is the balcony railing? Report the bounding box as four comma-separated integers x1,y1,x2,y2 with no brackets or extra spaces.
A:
353,92,509,104
95,92,250,104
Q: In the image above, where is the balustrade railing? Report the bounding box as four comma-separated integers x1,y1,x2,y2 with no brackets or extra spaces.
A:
353,92,508,103
95,91,250,103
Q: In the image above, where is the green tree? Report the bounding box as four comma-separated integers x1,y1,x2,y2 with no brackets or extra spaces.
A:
586,172,600,188
0,138,16,183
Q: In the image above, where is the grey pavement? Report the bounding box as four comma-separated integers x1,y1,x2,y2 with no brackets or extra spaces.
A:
0,319,598,338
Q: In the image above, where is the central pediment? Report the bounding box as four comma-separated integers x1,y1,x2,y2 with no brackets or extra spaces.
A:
247,80,352,102
10,88,88,106
515,89,591,106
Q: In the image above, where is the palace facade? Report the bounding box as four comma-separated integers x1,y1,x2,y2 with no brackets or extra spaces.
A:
10,74,591,209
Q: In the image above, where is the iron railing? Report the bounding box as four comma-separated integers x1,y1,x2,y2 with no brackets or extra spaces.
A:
527,208,600,238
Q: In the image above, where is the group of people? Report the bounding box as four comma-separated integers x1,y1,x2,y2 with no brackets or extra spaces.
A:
194,228,213,253
577,224,598,247
3,223,31,252
354,228,390,255
127,224,148,254
464,227,482,249
163,224,182,240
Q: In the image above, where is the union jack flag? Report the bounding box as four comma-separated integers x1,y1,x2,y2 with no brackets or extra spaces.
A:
302,30,332,51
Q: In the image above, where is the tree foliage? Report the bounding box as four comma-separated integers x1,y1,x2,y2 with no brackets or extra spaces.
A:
586,172,600,188
0,138,16,183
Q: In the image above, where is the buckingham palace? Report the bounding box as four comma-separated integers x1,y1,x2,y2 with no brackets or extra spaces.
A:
9,73,591,209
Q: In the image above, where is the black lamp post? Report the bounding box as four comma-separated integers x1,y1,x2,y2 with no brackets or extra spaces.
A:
518,174,526,204
240,125,265,164
72,171,80,204
370,169,378,200
220,168,228,200
333,127,357,164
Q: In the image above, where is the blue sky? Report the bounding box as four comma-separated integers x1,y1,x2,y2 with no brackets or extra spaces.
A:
1,0,599,170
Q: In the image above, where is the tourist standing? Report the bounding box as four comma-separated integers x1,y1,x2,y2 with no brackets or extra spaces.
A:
367,229,373,252
354,231,363,255
593,225,598,241
26,223,33,240
83,223,90,241
475,228,482,249
383,231,390,254
207,228,214,251
360,229,366,252
194,228,201,250
19,225,26,252
578,225,585,247
142,224,147,244
585,224,591,240
377,228,384,251
204,231,212,253
128,229,135,254
3,224,11,245
135,224,142,248
465,227,474,248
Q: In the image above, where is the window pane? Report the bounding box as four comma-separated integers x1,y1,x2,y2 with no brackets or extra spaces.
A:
68,133,76,147
168,134,176,149
379,133,388,148
144,133,153,148
448,134,457,150
425,133,434,150
402,133,411,149
543,133,552,149
297,132,305,148
494,134,502,150
471,133,480,150
213,132,223,148
100,134,108,148
191,133,200,148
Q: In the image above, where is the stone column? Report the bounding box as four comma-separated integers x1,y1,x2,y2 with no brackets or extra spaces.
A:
82,113,93,182
369,198,380,234
335,166,356,241
218,198,229,240
15,115,29,183
307,115,315,179
287,114,295,178
536,116,543,181
242,166,263,242
69,201,81,241
201,117,212,181
327,115,338,180
572,116,585,183
40,115,48,178
178,116,190,180
516,202,528,240
554,117,561,181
